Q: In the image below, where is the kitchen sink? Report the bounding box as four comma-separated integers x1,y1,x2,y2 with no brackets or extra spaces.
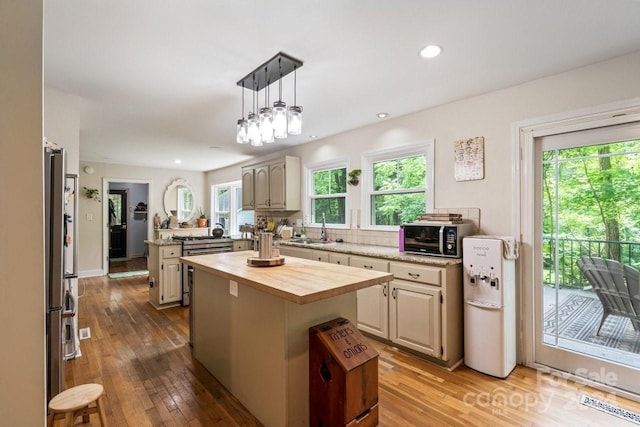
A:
289,238,333,245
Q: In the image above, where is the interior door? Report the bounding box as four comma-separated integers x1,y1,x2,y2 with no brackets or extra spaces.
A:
108,189,127,259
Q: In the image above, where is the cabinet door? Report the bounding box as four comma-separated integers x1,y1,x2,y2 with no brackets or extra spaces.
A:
357,283,389,339
254,165,270,209
268,161,286,210
389,280,441,357
241,167,254,210
161,258,182,303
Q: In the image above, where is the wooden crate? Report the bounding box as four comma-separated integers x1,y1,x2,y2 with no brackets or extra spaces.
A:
309,317,379,426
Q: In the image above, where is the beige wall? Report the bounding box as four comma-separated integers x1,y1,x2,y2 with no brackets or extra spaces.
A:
77,161,207,275
207,50,640,238
0,0,45,424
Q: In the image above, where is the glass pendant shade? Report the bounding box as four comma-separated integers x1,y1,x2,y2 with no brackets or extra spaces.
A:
273,100,288,139
236,118,248,143
259,107,274,143
287,106,303,135
247,113,262,146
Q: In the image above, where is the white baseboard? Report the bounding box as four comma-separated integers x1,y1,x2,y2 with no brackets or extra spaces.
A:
79,269,105,278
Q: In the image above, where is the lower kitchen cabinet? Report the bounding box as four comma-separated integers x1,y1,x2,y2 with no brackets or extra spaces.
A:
278,246,312,260
351,256,389,339
389,280,441,357
233,240,252,251
276,245,463,366
148,244,183,309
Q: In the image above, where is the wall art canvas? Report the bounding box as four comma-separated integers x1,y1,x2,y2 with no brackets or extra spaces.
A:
454,136,484,181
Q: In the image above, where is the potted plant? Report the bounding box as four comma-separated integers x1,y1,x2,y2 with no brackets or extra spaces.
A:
197,208,208,228
83,187,101,202
348,169,361,186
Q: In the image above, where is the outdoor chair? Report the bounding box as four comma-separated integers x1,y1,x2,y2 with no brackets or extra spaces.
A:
577,256,640,336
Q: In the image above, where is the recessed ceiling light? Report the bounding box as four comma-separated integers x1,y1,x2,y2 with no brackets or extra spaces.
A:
419,44,442,59
309,135,318,139
174,159,182,164
376,112,389,118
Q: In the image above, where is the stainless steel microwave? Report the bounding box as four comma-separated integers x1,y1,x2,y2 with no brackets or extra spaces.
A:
401,221,475,258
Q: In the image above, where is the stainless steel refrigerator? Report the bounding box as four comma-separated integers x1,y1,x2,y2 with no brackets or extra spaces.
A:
45,146,78,404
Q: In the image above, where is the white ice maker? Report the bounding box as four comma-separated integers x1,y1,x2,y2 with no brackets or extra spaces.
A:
463,237,516,378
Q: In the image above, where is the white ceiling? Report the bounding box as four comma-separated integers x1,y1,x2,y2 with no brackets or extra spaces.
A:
44,0,640,172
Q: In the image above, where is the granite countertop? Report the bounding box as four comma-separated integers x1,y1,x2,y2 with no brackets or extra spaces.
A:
278,240,462,267
181,251,393,304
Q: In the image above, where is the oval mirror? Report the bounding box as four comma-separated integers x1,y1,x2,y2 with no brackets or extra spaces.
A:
163,178,197,223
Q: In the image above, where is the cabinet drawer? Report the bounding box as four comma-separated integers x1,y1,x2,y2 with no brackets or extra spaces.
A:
161,246,181,259
389,262,441,286
350,256,389,272
329,253,350,265
311,250,329,263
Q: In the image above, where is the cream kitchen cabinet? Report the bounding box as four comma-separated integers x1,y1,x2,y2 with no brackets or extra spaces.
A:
328,252,350,265
241,167,255,210
276,244,463,367
148,243,183,309
247,156,301,211
351,256,390,340
233,240,253,251
388,261,462,365
278,246,312,260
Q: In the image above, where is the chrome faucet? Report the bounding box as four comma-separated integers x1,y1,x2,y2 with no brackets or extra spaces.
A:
320,212,327,241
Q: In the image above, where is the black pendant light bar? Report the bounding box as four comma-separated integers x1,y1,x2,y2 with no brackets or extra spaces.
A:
237,52,303,92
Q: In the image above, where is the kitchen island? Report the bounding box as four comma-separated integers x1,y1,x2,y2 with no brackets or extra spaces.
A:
180,251,393,427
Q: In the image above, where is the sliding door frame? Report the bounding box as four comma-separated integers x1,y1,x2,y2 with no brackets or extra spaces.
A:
512,97,640,401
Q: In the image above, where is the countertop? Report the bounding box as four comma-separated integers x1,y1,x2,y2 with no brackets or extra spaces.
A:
180,251,393,305
278,240,463,267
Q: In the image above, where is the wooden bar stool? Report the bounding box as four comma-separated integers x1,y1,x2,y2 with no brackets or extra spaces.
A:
47,383,107,427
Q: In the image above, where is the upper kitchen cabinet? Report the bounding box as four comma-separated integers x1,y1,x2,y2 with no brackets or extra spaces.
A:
241,166,255,210
245,156,301,211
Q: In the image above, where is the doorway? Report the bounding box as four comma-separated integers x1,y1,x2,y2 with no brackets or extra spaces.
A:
517,100,640,398
108,189,127,260
103,179,152,275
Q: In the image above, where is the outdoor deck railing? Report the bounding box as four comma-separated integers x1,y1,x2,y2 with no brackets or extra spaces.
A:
543,236,640,289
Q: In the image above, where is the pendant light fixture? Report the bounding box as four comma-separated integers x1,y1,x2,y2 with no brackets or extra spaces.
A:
259,73,275,143
236,83,248,144
236,52,303,146
287,66,302,135
247,75,262,146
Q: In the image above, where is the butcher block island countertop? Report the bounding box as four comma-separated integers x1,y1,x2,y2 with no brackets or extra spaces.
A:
180,251,392,427
180,250,393,304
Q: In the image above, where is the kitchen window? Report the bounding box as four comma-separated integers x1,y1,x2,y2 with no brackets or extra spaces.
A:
362,141,434,229
211,180,253,236
306,160,348,227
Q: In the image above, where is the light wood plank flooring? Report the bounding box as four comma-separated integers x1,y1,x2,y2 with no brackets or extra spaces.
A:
65,273,640,426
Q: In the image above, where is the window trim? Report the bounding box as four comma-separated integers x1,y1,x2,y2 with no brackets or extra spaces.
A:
304,158,350,230
361,140,435,231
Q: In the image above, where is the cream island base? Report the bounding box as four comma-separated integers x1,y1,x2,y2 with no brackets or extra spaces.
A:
180,251,392,427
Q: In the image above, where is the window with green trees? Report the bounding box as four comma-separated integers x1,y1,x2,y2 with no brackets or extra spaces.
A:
370,154,427,226
310,166,347,224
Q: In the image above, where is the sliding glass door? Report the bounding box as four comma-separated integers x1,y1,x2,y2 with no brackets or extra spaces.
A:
533,122,640,395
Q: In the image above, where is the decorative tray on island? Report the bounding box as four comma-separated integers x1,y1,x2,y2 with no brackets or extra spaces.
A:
246,256,286,267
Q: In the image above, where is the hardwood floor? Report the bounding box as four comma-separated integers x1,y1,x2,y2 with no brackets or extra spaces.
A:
66,274,640,426
109,256,147,273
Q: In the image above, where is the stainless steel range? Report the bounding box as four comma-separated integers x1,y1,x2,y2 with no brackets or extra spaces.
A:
172,235,234,345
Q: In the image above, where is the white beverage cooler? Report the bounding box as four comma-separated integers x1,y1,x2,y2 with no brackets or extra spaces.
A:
462,237,516,378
